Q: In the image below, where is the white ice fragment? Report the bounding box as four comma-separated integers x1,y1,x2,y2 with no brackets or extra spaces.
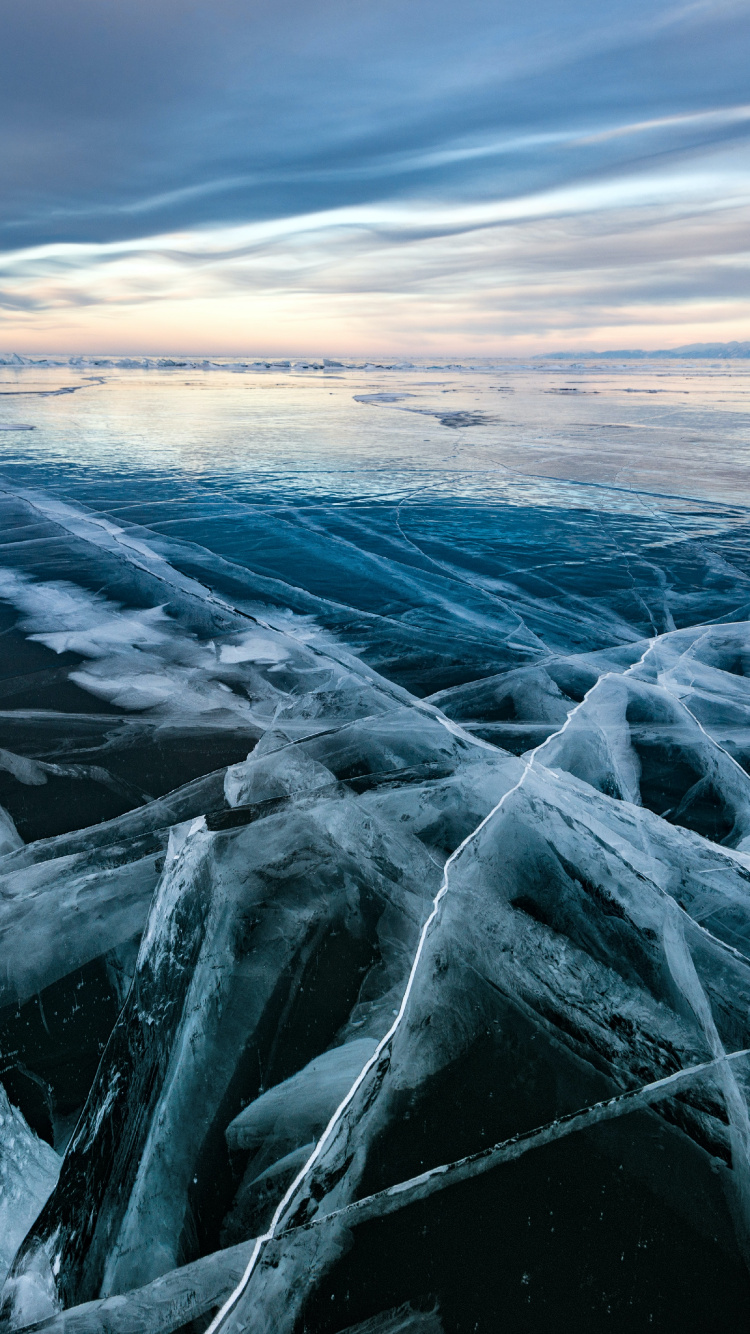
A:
0,568,169,659
30,605,169,658
0,1262,59,1331
219,634,289,666
0,1084,60,1286
165,816,207,866
0,748,48,787
0,805,23,857
225,1039,379,1152
224,744,333,808
69,670,179,711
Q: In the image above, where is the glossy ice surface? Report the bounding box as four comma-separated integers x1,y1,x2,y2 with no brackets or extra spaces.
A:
1,357,750,1333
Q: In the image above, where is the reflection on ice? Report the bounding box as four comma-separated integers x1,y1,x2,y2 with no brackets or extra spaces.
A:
2,361,750,1330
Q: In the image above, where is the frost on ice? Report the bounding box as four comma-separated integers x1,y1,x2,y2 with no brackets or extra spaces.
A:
3,478,750,1330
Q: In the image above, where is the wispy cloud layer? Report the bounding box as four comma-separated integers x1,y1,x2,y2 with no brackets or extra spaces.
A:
2,0,749,352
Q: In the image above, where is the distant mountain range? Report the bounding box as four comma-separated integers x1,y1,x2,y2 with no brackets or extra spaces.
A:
540,341,750,359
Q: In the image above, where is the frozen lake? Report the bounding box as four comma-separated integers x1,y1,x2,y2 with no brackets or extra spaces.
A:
2,356,750,1332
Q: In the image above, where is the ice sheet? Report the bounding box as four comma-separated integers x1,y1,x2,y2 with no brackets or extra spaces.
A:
3,359,750,1331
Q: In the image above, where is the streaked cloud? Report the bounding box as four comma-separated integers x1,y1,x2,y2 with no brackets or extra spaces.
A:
1,0,749,352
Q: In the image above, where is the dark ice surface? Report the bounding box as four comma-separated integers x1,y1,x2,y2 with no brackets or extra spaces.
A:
2,356,750,1331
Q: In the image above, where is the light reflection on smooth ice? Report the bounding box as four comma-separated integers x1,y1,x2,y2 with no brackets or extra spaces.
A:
1,359,750,1333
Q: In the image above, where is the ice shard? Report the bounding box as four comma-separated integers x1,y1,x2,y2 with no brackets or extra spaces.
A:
0,1087,60,1289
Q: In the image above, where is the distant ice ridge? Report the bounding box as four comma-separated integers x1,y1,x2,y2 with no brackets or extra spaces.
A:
0,352,544,373
3,343,750,372
0,353,427,372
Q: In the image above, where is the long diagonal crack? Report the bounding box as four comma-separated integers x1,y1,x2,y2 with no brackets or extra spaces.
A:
286,1046,750,1240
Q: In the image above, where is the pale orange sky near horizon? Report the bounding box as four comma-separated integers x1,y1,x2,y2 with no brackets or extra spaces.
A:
3,189,748,357
3,208,749,359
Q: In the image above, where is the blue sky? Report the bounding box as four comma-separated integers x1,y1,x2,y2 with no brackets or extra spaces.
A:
2,0,749,354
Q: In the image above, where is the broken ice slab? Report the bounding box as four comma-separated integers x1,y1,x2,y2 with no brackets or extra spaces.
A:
0,762,245,1013
0,1085,60,1288
0,839,163,1011
539,663,750,847
15,663,750,1323
1,1260,441,1334
0,1240,255,1334
227,709,524,856
0,721,261,844
0,764,256,1149
8,781,439,1310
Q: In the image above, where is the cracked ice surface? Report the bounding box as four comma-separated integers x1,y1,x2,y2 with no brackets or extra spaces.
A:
3,361,750,1331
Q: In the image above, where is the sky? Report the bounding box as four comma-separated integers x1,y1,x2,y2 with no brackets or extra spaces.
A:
1,0,749,356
